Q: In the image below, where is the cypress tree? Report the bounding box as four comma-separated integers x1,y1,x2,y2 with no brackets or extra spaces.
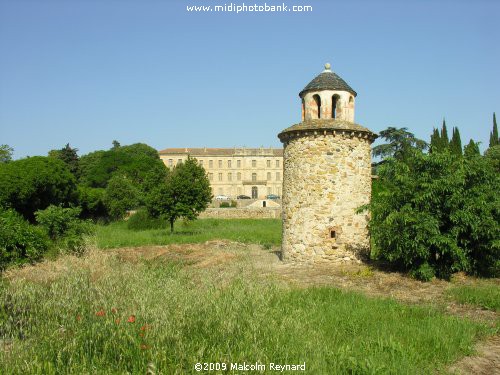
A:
430,128,441,153
440,119,449,149
450,127,463,156
489,112,499,147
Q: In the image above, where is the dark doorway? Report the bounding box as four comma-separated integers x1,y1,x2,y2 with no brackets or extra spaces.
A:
252,186,258,199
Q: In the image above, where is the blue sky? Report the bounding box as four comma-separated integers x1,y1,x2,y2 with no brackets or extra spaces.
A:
0,0,498,158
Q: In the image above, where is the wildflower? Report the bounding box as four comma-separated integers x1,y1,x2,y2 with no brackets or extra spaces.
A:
95,310,106,317
115,318,121,324
76,315,82,322
139,332,145,337
140,324,151,331
127,315,136,323
140,344,150,350
111,308,118,314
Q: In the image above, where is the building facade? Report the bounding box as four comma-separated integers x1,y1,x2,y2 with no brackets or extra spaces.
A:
158,147,283,199
278,63,377,263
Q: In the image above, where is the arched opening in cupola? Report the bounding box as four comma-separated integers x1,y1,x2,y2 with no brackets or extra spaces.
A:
332,95,340,119
313,94,321,119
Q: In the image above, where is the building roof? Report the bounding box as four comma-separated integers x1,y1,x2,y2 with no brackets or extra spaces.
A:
278,119,377,142
158,147,283,157
299,63,357,98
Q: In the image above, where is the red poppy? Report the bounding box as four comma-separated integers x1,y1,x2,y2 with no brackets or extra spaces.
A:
140,344,150,350
140,324,151,331
139,332,144,337
76,315,82,321
95,310,106,317
127,315,136,323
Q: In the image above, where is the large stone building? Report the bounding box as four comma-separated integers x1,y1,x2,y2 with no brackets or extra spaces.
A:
278,63,377,262
158,147,283,199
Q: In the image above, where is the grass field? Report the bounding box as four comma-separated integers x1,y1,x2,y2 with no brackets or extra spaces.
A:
95,218,281,249
0,245,491,374
448,284,500,311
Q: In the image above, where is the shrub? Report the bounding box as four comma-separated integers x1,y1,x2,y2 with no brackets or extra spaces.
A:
371,150,499,279
35,205,94,255
127,210,167,231
0,156,77,221
219,202,230,208
104,175,140,220
0,209,49,269
78,185,108,219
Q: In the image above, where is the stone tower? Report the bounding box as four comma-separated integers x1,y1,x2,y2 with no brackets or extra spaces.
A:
278,63,377,262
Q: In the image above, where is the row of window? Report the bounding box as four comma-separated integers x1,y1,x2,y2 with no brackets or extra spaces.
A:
208,172,281,182
215,187,281,196
167,159,280,168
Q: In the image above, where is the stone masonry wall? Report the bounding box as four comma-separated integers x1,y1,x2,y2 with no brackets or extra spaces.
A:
281,133,372,262
199,207,281,219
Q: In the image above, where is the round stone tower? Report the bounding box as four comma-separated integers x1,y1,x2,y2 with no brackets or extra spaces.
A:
278,63,377,263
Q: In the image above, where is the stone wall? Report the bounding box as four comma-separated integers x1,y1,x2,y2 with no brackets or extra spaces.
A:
281,132,372,263
199,207,281,219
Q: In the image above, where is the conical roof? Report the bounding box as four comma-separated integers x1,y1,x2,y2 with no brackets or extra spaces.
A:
299,63,357,97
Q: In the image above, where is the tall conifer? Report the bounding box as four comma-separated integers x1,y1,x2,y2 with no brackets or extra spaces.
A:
489,112,499,147
440,119,449,149
450,127,462,156
430,128,441,153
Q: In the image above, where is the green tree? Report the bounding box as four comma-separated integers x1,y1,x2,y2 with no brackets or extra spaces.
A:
489,112,499,147
464,140,480,159
0,157,77,221
450,127,463,157
440,119,449,149
370,150,499,279
0,144,13,163
372,127,428,163
77,185,108,219
103,175,140,220
146,157,211,233
48,143,80,176
429,128,441,153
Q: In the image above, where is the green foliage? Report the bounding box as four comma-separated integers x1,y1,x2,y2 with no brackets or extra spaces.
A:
371,150,499,279
230,200,237,208
103,175,140,220
35,205,93,255
484,144,500,172
0,209,49,269
464,139,480,158
79,143,164,189
77,185,108,219
126,210,167,231
0,156,77,221
48,143,80,176
219,202,230,208
489,112,499,147
372,127,427,162
440,119,449,148
450,127,463,157
0,144,13,163
146,157,212,233
409,263,435,282
35,205,82,239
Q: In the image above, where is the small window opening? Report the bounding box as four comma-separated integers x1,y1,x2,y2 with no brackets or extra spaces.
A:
313,94,321,119
330,230,336,239
332,95,339,119
263,201,267,208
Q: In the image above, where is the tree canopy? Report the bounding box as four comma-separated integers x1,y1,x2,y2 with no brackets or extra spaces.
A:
372,127,427,163
146,157,212,233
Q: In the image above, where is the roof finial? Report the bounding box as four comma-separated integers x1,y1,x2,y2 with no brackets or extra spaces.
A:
323,63,332,72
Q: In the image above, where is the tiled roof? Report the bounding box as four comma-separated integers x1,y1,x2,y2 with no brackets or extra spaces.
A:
299,70,356,97
158,147,283,157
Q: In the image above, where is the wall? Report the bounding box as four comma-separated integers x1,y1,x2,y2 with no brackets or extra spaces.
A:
281,132,372,263
199,207,281,219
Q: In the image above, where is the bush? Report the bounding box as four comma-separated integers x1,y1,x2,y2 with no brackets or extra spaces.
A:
0,157,77,222
78,186,108,219
219,202,230,208
35,205,94,255
0,209,49,269
371,150,499,279
127,210,167,231
104,175,140,220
